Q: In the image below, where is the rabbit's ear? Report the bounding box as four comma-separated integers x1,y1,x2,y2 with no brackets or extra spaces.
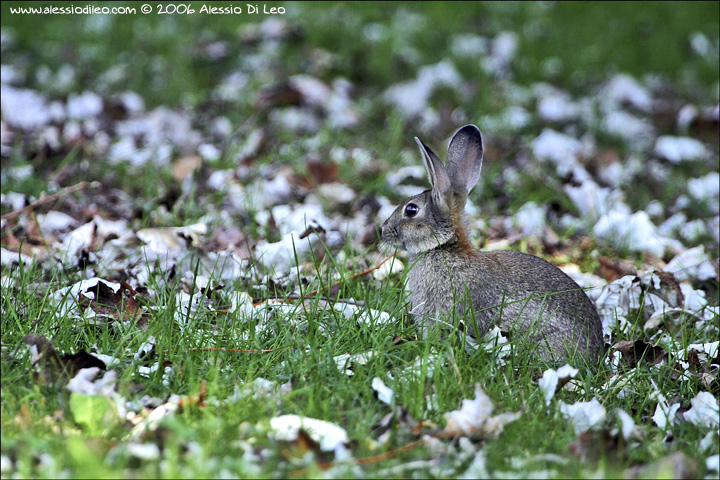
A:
446,125,483,194
415,137,451,211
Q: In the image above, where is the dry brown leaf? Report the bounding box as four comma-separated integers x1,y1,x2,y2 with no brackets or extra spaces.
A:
568,428,621,464
172,155,202,182
78,280,141,322
598,256,635,282
255,80,304,109
612,340,667,369
24,335,106,385
300,159,339,187
653,271,685,308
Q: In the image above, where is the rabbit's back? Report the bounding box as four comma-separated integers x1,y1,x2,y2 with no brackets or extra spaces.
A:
409,247,604,361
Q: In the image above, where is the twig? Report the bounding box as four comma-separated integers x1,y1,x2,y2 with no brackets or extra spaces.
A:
290,438,426,476
247,254,396,308
127,347,278,358
153,255,399,357
250,295,366,307
304,253,397,297
163,347,276,354
1,181,92,220
354,439,425,465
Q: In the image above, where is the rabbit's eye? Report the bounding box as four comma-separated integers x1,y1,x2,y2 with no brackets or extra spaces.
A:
404,203,419,217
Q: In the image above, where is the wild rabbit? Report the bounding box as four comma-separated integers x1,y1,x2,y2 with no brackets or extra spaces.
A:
381,125,604,362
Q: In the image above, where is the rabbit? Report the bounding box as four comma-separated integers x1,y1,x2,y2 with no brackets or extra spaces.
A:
381,125,604,363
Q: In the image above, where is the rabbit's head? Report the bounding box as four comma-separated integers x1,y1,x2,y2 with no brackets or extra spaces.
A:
381,125,484,254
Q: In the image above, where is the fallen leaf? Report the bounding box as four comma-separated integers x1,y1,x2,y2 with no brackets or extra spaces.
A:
539,364,579,405
372,406,419,445
305,159,339,186
683,391,719,428
568,428,620,464
141,224,198,255
558,398,606,435
270,414,349,453
616,409,636,440
652,400,680,430
24,335,106,385
371,377,394,405
612,340,667,369
333,351,378,376
78,279,140,321
172,155,202,182
288,428,323,459
442,384,520,438
597,256,635,282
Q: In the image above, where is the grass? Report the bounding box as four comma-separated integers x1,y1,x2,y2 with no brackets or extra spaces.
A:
2,245,715,477
2,1,719,478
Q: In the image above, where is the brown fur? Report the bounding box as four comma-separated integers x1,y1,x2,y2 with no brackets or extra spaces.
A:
452,202,475,252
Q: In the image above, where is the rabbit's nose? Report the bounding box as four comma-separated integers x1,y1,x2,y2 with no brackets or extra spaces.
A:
380,224,395,243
